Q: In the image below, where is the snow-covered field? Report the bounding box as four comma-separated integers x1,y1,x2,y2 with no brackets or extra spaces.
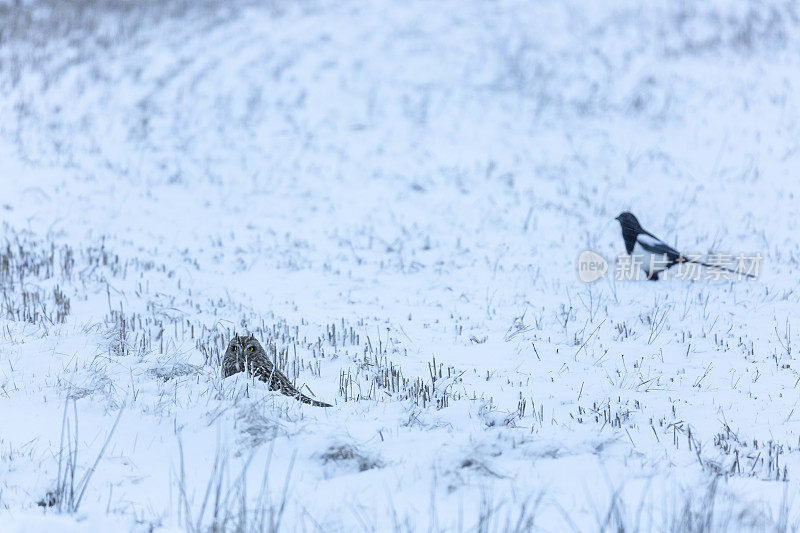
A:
2,0,800,530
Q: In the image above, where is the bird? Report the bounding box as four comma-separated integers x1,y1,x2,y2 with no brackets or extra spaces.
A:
222,334,332,407
614,212,755,281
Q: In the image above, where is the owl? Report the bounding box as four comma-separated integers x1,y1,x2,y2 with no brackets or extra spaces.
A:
222,334,331,407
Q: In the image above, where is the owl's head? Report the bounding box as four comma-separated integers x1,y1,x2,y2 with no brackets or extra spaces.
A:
225,334,264,359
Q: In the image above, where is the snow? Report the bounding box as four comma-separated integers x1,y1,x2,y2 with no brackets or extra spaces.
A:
1,0,799,530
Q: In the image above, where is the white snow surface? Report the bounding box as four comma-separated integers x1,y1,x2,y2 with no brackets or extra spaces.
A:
1,0,800,530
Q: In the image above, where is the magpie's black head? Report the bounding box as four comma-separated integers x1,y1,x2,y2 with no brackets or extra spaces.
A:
615,212,644,254
615,212,643,234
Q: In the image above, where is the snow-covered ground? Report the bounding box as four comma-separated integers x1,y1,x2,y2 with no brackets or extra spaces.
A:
2,0,800,530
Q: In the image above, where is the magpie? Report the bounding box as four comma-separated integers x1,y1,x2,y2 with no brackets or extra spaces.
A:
614,212,755,281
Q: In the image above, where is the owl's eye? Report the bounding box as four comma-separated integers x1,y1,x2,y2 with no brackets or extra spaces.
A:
231,345,238,352
247,346,255,352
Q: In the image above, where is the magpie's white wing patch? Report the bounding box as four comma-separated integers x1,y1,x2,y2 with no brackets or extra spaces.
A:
630,234,681,276
636,234,680,259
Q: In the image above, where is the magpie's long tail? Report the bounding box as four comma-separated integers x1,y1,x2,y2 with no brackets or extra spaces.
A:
680,257,756,279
